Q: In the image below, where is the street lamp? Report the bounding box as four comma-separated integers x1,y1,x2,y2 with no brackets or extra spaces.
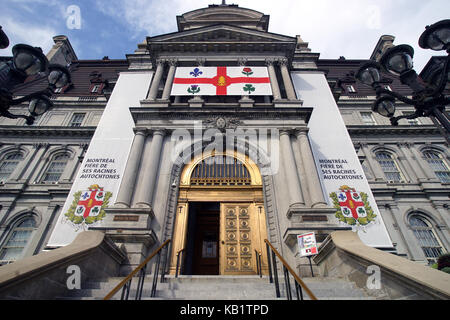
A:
355,19,450,134
0,26,71,125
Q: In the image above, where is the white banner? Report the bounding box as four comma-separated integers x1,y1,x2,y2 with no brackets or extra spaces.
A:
298,232,318,257
171,66,272,96
292,72,393,248
46,71,153,247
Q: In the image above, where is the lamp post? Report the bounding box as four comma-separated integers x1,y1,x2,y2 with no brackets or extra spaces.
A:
0,26,71,125
355,19,450,135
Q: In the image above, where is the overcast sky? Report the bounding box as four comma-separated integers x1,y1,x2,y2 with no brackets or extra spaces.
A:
1,0,449,71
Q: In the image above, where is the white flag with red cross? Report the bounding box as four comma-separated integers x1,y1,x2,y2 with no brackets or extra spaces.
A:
171,66,272,96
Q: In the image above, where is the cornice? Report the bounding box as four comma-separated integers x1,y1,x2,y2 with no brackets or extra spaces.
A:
0,126,96,137
347,125,442,136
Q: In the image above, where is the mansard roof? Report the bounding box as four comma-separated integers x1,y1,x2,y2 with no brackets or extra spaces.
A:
177,4,269,32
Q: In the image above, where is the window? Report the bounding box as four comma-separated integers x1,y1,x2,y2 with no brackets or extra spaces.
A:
375,151,403,182
403,111,421,125
0,152,23,183
69,113,85,127
0,217,36,264
361,112,376,125
91,85,100,93
346,85,356,93
423,151,450,183
409,214,445,264
42,153,70,183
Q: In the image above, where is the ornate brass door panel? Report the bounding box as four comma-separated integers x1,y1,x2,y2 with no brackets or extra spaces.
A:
220,203,268,275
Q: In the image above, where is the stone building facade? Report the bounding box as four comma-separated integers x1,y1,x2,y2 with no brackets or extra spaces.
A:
0,3,448,277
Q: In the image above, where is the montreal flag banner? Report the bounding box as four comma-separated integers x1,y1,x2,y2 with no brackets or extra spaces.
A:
171,66,272,96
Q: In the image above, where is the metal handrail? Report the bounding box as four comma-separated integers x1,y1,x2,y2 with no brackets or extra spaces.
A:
264,239,318,300
175,248,185,278
103,239,171,300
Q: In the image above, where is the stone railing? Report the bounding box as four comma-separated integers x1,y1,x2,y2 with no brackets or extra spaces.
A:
313,231,450,300
0,231,126,300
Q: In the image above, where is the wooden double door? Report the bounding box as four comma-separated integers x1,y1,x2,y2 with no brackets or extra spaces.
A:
181,201,268,276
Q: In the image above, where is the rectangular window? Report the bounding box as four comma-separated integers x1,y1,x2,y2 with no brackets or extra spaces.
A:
69,113,85,127
361,112,376,125
403,112,421,125
346,85,356,93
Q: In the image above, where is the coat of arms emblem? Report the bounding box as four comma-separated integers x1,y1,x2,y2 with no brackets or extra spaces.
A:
64,184,112,228
330,185,376,226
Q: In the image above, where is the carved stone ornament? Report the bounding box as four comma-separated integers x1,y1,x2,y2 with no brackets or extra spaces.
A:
203,116,243,130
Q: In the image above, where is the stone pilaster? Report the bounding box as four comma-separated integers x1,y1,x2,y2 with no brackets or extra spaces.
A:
265,59,281,100
147,59,165,100
279,130,304,208
161,59,177,101
279,58,297,100
296,130,327,208
134,130,166,208
115,129,147,208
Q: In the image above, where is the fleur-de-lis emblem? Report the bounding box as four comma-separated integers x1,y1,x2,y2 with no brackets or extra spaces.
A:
187,85,201,94
243,84,256,94
190,68,203,77
242,67,253,76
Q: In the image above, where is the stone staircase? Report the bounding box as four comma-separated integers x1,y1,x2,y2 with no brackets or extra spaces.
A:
59,275,379,300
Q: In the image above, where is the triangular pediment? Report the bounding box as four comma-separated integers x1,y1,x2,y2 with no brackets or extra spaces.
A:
146,25,296,55
148,24,295,44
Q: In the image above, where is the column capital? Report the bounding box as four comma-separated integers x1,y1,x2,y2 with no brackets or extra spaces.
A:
265,58,276,66
237,58,248,66
293,128,309,137
150,129,167,137
167,58,178,67
155,58,166,66
196,58,206,66
134,127,148,137
278,58,289,66
279,129,296,137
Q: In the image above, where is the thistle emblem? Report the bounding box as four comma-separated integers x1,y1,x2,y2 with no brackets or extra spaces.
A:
242,67,253,76
190,68,203,77
187,85,201,94
243,84,256,94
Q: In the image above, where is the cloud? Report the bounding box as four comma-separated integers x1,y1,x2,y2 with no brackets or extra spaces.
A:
0,18,57,56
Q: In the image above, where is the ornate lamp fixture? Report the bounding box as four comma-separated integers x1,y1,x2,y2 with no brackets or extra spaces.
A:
0,26,71,125
355,19,450,133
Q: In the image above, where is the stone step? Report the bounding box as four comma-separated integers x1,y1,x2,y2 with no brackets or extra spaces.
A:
60,276,375,300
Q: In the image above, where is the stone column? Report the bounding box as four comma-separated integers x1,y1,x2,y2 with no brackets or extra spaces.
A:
279,58,297,100
265,59,281,100
161,59,177,101
296,130,327,208
280,130,304,207
115,129,147,208
147,59,165,100
134,130,166,208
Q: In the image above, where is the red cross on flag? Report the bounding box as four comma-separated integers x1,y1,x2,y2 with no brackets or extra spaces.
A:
171,66,272,96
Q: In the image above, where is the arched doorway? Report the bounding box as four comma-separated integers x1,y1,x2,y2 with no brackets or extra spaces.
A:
169,150,269,275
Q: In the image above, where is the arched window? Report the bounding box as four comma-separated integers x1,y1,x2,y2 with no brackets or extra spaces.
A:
409,214,445,264
0,152,23,183
190,155,251,186
0,217,36,265
423,150,450,183
375,151,403,182
42,153,70,183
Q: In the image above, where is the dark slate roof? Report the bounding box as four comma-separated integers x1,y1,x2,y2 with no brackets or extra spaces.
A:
11,59,129,98
317,58,414,96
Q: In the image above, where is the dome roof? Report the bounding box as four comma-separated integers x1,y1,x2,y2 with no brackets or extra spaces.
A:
177,4,269,32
